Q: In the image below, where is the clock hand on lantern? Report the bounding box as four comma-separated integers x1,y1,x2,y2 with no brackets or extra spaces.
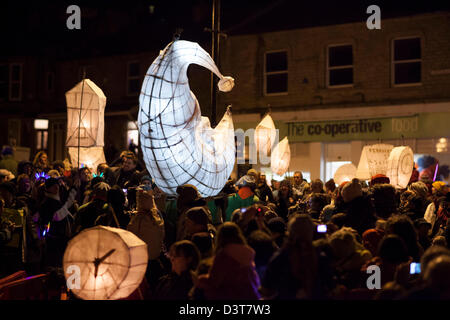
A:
93,248,116,278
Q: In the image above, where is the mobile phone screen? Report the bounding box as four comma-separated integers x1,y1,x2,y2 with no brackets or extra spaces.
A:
410,262,421,274
317,224,327,233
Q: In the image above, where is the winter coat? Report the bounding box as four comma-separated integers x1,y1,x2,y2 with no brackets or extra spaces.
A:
197,243,261,300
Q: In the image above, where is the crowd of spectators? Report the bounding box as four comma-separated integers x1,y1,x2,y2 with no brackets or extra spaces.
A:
1,145,450,300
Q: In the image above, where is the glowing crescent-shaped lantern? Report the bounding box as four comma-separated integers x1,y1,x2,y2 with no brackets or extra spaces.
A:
63,226,148,300
271,137,291,176
138,40,235,197
254,114,277,156
386,146,414,189
66,79,107,169
334,163,357,186
356,144,394,180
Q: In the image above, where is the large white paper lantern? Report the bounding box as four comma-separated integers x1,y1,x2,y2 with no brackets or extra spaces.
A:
271,137,291,176
66,79,107,169
254,114,277,157
66,79,106,147
356,144,393,180
138,40,236,197
63,226,148,300
386,146,414,189
67,146,106,172
334,163,357,185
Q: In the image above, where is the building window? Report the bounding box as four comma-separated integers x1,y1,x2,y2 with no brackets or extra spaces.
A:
47,72,55,93
0,64,23,101
327,44,353,87
264,51,288,95
34,119,49,151
127,62,141,96
392,37,421,85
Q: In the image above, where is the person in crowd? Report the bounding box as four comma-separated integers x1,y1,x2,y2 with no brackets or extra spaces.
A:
267,216,287,248
153,240,200,300
385,214,423,262
274,179,295,221
328,227,372,289
195,222,260,300
247,230,278,280
17,160,34,179
0,146,18,176
72,167,92,205
431,235,447,247
181,206,216,241
292,171,310,201
341,178,377,235
370,183,397,219
261,214,332,299
362,234,410,287
33,151,50,174
107,185,130,228
72,182,112,234
52,161,66,177
424,181,448,235
113,153,141,189
127,189,165,288
255,172,274,203
325,179,336,196
37,177,78,268
225,175,259,222
414,218,432,251
175,184,209,242
400,181,431,221
361,225,385,257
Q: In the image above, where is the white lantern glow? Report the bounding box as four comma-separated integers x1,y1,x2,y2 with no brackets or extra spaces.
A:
138,40,236,197
356,144,394,180
334,163,357,185
386,146,414,189
65,79,107,169
63,226,148,300
271,137,291,176
254,114,277,157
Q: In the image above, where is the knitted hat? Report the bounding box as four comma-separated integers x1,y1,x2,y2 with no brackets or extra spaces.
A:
246,169,258,179
329,227,357,259
432,181,448,195
341,178,362,203
176,184,205,207
185,206,210,226
370,174,390,187
235,175,257,190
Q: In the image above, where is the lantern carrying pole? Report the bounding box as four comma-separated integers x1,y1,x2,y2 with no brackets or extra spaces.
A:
77,69,86,169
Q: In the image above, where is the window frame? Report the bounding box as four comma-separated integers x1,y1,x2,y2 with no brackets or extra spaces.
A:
9,63,23,101
391,36,422,87
126,61,141,96
264,50,288,96
326,43,354,88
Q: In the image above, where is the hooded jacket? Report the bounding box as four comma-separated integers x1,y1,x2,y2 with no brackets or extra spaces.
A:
197,243,261,300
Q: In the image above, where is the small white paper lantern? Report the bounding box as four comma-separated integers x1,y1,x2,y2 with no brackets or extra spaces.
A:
271,137,291,176
356,144,394,180
138,40,236,197
254,114,277,157
63,226,148,300
66,79,106,148
386,146,414,189
334,163,357,186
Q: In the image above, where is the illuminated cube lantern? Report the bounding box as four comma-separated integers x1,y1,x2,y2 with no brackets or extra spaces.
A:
66,79,106,170
356,144,394,180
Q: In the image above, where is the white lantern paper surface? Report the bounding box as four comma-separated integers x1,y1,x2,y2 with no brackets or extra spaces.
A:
271,137,291,176
334,163,357,185
356,144,394,180
63,226,148,300
386,146,414,189
66,79,106,147
138,40,235,197
68,146,106,172
254,114,277,156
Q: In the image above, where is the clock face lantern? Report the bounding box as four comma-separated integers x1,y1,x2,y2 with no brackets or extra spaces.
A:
63,226,148,300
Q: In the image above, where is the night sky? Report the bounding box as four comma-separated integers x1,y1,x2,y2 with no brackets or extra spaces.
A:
1,0,449,58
